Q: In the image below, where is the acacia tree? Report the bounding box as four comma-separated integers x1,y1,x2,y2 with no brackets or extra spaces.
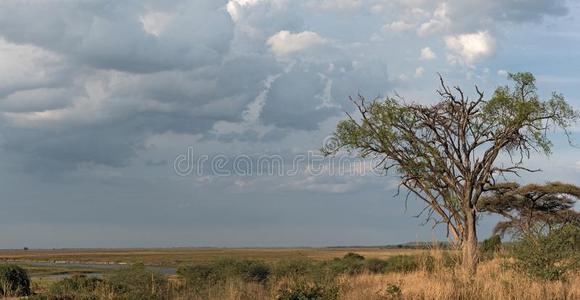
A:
323,72,578,273
479,182,580,237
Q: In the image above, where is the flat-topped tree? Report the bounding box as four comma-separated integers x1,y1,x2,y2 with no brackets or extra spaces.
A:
479,182,580,237
323,72,578,274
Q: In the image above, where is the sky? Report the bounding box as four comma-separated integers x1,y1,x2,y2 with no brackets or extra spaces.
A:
0,0,579,249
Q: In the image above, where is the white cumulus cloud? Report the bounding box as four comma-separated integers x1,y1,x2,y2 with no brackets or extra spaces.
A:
419,47,436,60
445,31,496,65
267,31,327,57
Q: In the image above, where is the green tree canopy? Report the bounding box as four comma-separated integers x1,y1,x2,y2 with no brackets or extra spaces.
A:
324,72,578,273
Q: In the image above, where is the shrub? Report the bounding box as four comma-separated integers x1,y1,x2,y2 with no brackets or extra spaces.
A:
177,264,221,288
179,259,272,289
377,283,402,299
323,257,365,276
274,259,316,279
276,282,339,300
318,255,419,276
342,252,365,261
37,275,103,300
335,253,365,275
510,224,580,280
480,235,502,260
107,265,168,299
365,258,389,273
383,255,418,273
0,264,31,297
385,283,401,296
236,260,271,283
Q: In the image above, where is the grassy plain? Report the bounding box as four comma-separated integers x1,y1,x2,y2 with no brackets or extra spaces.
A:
0,247,429,296
0,247,427,266
2,247,577,299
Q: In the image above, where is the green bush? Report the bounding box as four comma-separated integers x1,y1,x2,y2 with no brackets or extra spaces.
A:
107,265,168,299
480,235,502,260
317,253,366,275
276,282,339,300
0,264,31,297
177,264,221,288
237,260,271,283
274,259,316,279
274,259,340,287
342,252,365,261
179,254,424,293
178,259,272,288
383,255,418,273
34,268,168,300
365,258,389,273
510,225,580,280
317,255,420,277
322,257,365,276
37,275,103,300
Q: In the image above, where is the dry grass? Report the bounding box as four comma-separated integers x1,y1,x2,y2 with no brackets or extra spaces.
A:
165,262,578,300
339,259,579,300
170,255,578,300
167,252,579,300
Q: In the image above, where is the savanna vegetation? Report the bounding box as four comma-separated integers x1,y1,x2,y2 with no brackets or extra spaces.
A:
2,238,578,299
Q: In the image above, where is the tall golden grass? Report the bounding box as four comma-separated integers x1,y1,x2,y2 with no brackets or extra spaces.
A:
166,251,579,300
339,259,579,300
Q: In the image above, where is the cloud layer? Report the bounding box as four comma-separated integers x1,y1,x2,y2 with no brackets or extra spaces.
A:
0,0,577,247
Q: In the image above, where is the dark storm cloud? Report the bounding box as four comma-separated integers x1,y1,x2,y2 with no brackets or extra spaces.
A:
261,69,338,130
0,88,73,113
0,0,233,73
0,0,348,170
438,0,570,32
0,0,574,173
0,0,247,170
483,0,568,23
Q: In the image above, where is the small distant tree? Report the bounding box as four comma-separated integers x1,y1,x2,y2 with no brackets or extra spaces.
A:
323,72,578,273
479,182,580,237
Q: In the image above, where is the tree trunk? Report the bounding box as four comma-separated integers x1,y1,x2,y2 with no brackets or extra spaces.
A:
462,209,479,275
